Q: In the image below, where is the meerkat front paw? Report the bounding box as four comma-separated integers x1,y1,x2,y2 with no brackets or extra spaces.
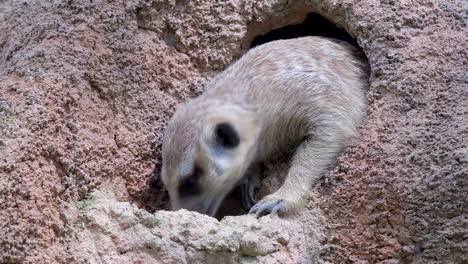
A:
248,195,288,216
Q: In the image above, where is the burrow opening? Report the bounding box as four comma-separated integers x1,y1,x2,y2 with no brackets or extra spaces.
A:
144,13,367,220
250,13,358,48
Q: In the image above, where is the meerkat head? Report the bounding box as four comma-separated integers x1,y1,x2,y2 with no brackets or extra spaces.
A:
161,99,259,217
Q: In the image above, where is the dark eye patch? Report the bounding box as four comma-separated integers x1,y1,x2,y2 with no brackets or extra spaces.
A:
178,166,203,197
215,122,240,149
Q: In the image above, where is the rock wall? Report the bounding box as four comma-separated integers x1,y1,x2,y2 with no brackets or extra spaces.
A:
0,0,466,263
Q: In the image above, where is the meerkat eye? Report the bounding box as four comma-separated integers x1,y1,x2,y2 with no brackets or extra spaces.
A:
214,122,240,148
178,166,203,197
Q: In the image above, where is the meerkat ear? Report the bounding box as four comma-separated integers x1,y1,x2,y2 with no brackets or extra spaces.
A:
214,122,240,148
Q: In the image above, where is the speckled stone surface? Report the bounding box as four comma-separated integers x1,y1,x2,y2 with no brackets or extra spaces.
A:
0,0,466,263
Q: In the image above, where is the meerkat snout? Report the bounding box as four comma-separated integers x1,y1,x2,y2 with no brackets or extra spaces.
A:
161,36,369,217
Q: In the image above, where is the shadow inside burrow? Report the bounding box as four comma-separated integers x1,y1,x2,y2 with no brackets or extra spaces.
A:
137,153,171,213
250,13,359,48
140,153,291,220
140,13,367,219
215,154,292,220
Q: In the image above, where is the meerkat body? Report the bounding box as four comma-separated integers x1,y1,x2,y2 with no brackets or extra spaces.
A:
162,36,369,216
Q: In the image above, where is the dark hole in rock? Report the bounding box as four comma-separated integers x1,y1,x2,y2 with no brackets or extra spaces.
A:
250,13,359,48
146,13,366,220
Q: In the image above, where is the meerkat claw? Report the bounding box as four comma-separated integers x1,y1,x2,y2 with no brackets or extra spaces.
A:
239,174,260,209
248,199,285,216
240,185,250,209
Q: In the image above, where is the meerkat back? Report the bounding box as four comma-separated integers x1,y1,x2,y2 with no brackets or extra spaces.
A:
161,36,369,217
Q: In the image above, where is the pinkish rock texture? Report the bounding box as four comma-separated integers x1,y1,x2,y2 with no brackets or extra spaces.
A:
0,0,466,263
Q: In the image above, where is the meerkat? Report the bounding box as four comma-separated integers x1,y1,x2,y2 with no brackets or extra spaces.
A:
161,36,369,217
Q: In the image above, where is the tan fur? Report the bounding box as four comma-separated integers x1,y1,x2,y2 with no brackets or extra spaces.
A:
161,36,369,216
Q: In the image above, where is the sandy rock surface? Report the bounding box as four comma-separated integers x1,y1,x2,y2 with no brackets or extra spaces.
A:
0,0,466,263
70,190,321,264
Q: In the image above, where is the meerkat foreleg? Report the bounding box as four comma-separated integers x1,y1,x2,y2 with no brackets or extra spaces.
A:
249,135,342,215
